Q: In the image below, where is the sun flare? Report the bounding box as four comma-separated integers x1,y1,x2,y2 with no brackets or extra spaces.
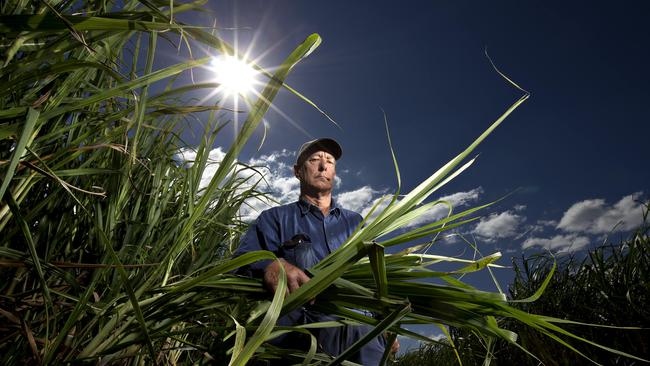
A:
210,55,259,98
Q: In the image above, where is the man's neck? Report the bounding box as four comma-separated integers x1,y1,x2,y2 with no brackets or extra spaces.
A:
300,192,332,216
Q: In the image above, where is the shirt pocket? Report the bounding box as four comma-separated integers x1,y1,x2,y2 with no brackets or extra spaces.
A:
279,233,319,270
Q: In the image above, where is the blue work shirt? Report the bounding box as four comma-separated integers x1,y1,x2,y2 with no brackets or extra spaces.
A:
236,199,363,275
235,199,386,365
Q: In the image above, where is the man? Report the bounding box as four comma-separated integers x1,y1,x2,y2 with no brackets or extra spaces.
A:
236,138,394,364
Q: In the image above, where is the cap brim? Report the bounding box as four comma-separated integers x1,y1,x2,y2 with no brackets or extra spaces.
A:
297,138,342,164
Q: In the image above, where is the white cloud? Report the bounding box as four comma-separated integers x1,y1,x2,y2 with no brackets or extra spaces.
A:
537,219,558,227
360,195,392,219
176,148,297,221
355,187,483,228
518,192,647,255
441,233,461,244
404,188,484,229
427,333,447,342
473,211,525,241
522,234,590,254
557,192,646,234
176,147,228,191
336,186,381,213
334,175,342,189
439,188,484,207
514,204,527,212
238,151,300,220
519,219,557,237
398,326,447,354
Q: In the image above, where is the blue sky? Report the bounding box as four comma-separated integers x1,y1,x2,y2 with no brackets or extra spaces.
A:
174,0,649,350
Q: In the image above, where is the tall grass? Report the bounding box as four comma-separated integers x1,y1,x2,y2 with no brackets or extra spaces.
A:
397,208,650,365
503,208,650,365
0,1,320,363
1,1,647,365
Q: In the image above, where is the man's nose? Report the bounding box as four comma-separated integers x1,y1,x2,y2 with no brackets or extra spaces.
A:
318,160,326,171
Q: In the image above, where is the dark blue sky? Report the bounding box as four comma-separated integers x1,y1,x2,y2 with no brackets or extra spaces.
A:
179,0,650,348
184,0,650,274
203,2,647,192
191,2,649,242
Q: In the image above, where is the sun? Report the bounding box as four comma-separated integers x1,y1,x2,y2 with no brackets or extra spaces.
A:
210,55,259,98
197,37,311,137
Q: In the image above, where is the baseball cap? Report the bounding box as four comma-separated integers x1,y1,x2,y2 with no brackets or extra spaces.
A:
296,138,342,165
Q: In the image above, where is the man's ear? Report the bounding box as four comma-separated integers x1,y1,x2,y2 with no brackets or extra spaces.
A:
293,164,301,180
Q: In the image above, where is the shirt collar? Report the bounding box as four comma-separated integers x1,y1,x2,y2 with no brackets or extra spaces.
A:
297,198,341,217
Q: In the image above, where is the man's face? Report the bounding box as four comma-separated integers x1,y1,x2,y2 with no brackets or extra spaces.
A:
294,150,337,193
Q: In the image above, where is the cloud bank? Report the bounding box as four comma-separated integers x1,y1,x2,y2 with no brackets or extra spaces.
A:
178,147,486,227
521,192,646,254
557,192,645,234
522,234,590,253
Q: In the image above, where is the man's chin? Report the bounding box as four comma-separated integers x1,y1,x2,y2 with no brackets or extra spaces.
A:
316,184,332,191
305,182,332,192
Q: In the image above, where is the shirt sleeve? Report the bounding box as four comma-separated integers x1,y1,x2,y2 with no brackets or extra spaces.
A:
234,210,281,277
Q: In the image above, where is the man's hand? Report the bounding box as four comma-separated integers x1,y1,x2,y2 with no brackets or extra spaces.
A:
384,332,400,356
391,338,400,355
264,258,310,296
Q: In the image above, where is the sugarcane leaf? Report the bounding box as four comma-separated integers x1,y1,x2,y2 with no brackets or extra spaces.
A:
0,107,38,201
230,258,286,366
329,303,411,366
510,259,556,303
366,242,388,299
